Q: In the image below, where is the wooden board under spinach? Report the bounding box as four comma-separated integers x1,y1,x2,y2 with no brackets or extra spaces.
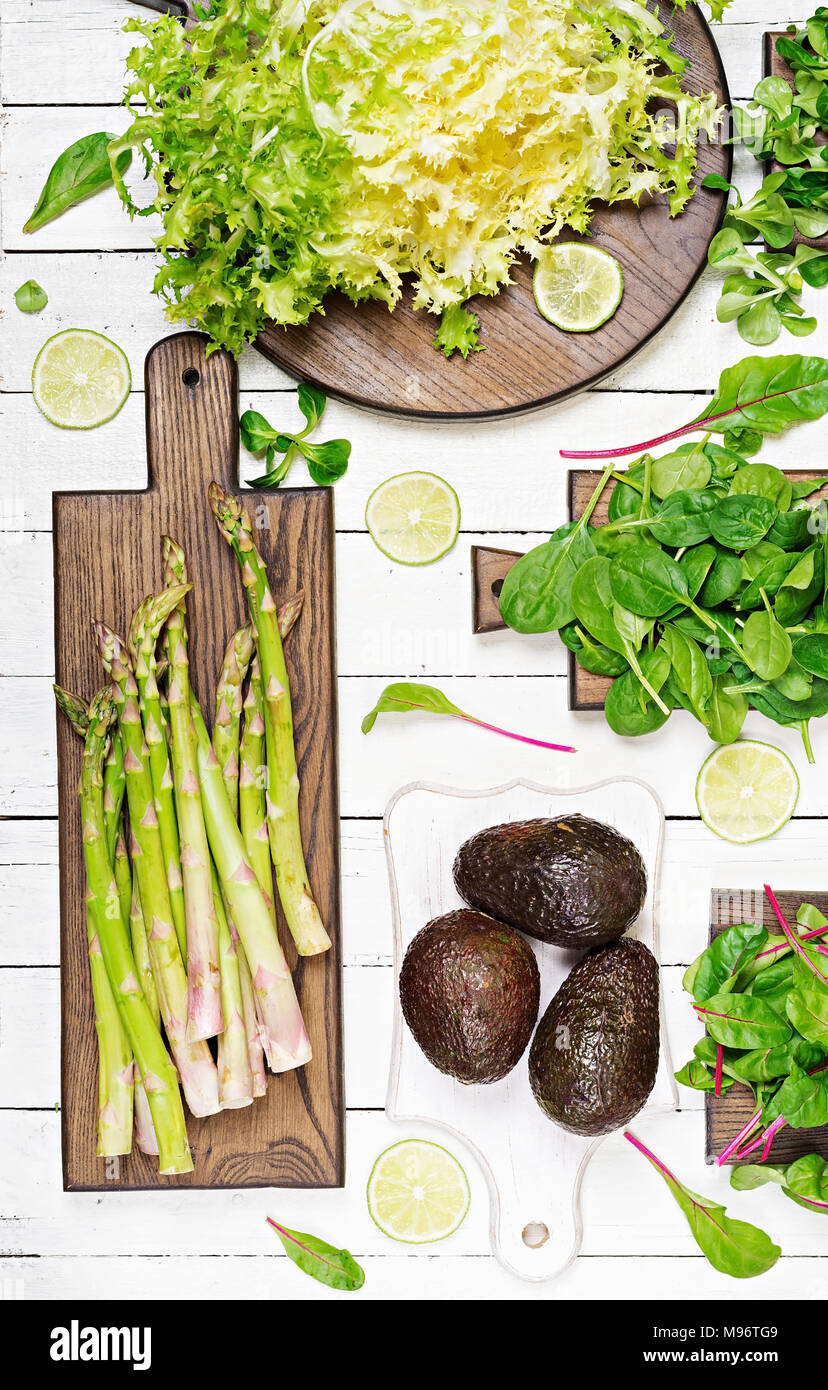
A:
706,888,828,1166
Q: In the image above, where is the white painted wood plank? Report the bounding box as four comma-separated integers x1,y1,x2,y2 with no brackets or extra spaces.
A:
6,385,828,538
6,228,817,398
0,530,566,678
0,1251,822,1301
0,1,786,105
2,1105,826,1259
3,673,826,818
0,962,392,1111
5,817,828,971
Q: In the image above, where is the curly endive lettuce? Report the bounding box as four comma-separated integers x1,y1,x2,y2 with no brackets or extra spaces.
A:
112,0,721,355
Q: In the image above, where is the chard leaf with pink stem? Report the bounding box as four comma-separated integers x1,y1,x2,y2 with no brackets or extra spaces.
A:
361,681,576,753
266,1218,365,1292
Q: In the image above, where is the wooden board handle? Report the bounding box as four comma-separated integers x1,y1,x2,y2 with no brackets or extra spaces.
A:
145,332,239,497
471,545,524,633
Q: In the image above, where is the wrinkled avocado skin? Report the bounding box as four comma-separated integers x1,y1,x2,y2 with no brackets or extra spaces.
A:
453,815,647,949
528,938,659,1135
400,909,540,1084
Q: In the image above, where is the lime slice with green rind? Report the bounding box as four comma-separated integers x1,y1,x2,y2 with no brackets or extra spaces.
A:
365,471,460,565
367,1139,470,1243
696,740,799,844
533,243,624,332
33,329,131,429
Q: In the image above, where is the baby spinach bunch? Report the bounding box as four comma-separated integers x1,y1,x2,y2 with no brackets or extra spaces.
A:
676,902,828,1157
704,12,828,344
499,443,828,759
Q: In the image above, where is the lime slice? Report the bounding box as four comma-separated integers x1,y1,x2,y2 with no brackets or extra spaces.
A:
533,244,624,332
367,1139,470,1243
365,471,460,565
696,740,799,844
32,329,131,429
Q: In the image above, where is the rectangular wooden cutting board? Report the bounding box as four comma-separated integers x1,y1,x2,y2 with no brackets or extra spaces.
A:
53,331,344,1190
471,469,828,710
706,889,828,1166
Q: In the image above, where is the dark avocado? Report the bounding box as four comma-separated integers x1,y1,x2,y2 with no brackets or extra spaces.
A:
399,908,540,1084
528,937,659,1135
452,814,647,950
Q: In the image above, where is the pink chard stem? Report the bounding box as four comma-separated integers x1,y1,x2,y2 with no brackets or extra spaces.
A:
764,884,828,989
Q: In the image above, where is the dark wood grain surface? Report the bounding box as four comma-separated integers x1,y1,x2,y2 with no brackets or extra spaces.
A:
254,5,731,419
764,30,828,251
53,331,344,1191
470,469,828,710
706,889,828,1165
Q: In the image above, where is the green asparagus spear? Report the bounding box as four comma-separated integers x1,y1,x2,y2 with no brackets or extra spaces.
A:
239,656,277,924
212,865,254,1108
95,623,220,1117
208,485,330,956
55,685,134,1158
129,589,190,964
189,695,311,1072
160,540,223,1042
79,689,192,1173
215,624,255,820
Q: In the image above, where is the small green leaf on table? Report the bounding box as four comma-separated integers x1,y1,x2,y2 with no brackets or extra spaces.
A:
14,280,48,313
267,1218,365,1291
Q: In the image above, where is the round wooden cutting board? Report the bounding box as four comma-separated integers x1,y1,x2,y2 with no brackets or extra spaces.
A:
254,5,731,420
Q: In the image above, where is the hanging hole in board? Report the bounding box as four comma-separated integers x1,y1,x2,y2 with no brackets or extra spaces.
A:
182,368,200,388
522,1221,549,1249
491,578,504,598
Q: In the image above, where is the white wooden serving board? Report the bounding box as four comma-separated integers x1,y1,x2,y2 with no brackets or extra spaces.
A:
384,777,676,1282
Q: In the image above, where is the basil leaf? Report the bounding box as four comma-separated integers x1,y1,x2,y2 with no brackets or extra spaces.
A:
626,1133,781,1279
24,133,131,234
266,1219,365,1291
14,279,47,313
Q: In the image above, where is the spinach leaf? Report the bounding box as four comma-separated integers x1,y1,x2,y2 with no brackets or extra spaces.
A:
647,490,716,547
679,543,716,598
733,464,794,514
570,555,626,654
603,648,672,737
767,507,812,549
710,494,777,549
793,632,828,679
742,593,793,681
625,1132,781,1278
609,546,689,618
500,463,614,633
698,547,743,606
14,280,47,313
564,625,628,677
775,545,824,625
660,625,712,725
694,992,793,1049
24,133,131,233
499,526,595,633
707,674,748,743
651,443,712,497
266,1219,365,1291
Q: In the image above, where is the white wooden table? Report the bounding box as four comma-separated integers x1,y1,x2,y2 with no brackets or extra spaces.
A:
2,0,827,1301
